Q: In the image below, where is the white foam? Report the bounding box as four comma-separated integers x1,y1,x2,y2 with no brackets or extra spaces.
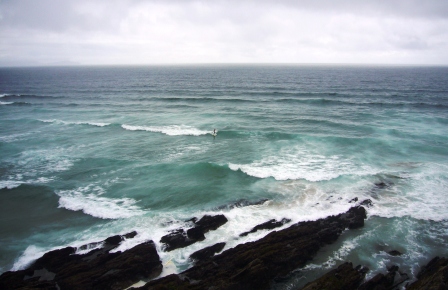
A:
74,242,104,255
0,177,54,190
0,132,32,142
76,121,110,127
369,162,448,221
17,149,74,174
122,124,208,136
0,101,13,105
39,119,110,127
0,180,24,189
136,193,358,277
229,146,377,182
11,245,47,271
56,186,145,219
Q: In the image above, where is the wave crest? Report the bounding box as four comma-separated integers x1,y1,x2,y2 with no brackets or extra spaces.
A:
39,119,110,127
122,124,209,136
56,186,145,219
229,148,376,182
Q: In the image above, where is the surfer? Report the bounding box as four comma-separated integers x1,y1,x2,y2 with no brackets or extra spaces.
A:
213,129,216,135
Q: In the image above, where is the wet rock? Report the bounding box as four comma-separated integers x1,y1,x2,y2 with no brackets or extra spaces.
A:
375,182,388,189
194,214,228,233
339,205,367,229
407,256,448,290
139,206,367,290
123,231,138,239
160,229,197,252
388,250,402,256
300,262,367,290
186,227,206,241
0,235,162,290
360,199,373,207
349,197,359,203
160,215,228,252
104,235,123,246
240,218,291,237
190,242,226,263
358,264,408,290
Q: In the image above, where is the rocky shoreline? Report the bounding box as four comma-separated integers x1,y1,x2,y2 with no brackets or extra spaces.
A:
0,202,446,290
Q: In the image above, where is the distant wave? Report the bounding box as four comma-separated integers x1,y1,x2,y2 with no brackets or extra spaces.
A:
151,96,258,104
56,187,145,219
1,94,57,100
39,119,110,127
0,177,54,190
0,101,32,106
228,147,378,182
273,97,448,109
121,124,209,136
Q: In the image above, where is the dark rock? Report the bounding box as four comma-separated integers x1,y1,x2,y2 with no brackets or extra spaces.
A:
77,241,103,252
33,246,77,273
77,231,138,253
160,215,228,252
360,199,373,207
349,197,359,203
160,229,197,252
139,206,367,290
340,206,367,229
407,256,448,290
185,217,198,224
194,214,228,233
105,231,138,245
186,227,206,241
0,238,162,290
105,235,123,246
359,264,408,290
123,231,138,239
190,243,226,263
388,250,402,256
240,218,291,237
387,265,399,272
359,273,390,290
300,262,367,290
375,182,388,188
356,264,370,275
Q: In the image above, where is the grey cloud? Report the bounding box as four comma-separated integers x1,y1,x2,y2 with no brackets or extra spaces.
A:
1,0,448,65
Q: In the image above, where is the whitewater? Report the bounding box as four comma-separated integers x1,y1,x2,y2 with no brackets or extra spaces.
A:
0,65,447,288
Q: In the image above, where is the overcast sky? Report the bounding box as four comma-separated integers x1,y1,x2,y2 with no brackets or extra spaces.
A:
1,0,448,66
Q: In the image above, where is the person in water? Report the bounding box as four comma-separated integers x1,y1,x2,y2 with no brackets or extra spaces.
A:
213,129,216,134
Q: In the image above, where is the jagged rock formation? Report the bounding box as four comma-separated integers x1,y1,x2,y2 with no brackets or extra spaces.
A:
0,233,162,290
407,256,448,290
137,206,367,290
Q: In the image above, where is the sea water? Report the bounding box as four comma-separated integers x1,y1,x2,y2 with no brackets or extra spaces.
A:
0,65,447,287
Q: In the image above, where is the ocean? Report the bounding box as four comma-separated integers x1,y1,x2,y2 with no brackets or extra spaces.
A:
0,65,447,288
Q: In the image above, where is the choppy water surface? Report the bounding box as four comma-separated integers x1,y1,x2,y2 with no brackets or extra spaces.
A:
1,65,447,287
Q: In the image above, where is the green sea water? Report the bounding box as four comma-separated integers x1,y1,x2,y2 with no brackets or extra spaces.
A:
0,65,447,287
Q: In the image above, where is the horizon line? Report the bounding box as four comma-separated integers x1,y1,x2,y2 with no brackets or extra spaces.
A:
1,62,448,69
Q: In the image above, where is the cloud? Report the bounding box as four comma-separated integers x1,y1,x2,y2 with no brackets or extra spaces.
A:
1,0,448,66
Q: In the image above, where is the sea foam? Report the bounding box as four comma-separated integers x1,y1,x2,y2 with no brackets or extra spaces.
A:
11,245,47,271
228,147,377,182
57,187,145,219
121,124,209,136
39,119,110,127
